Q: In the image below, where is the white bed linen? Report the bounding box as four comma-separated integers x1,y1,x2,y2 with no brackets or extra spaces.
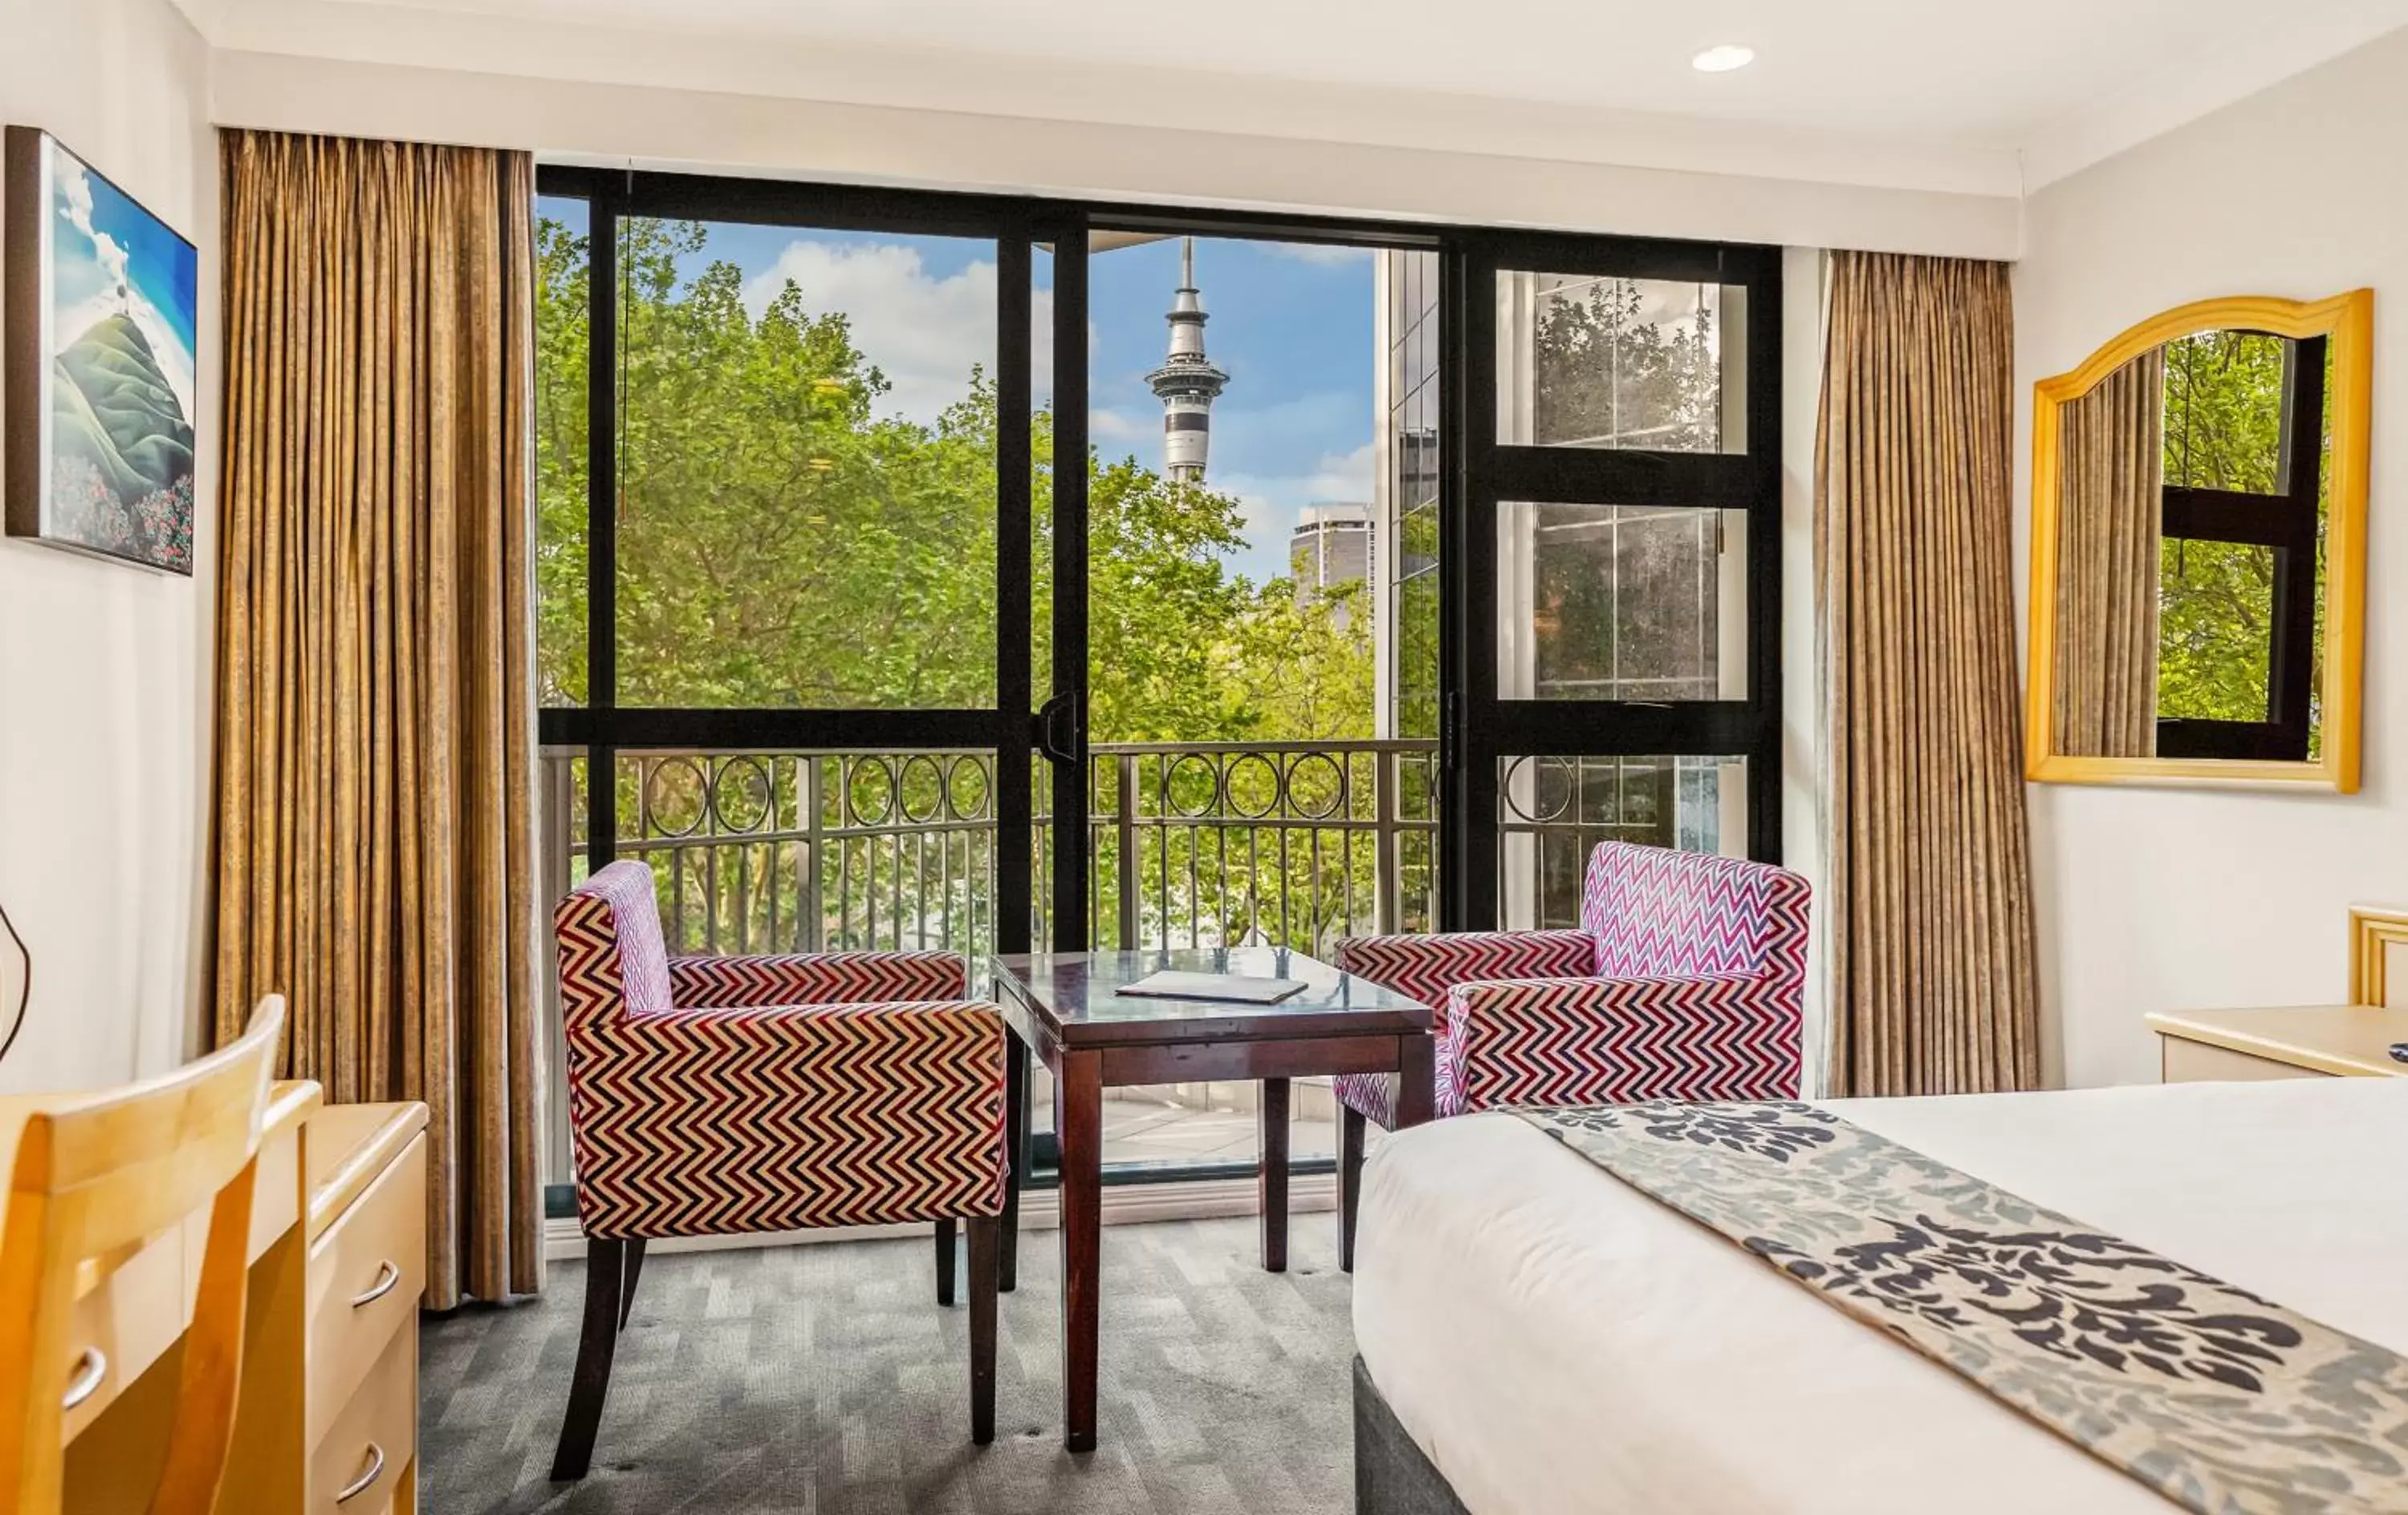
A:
1352,1077,2408,1515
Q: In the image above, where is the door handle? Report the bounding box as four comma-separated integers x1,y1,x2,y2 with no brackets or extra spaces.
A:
1035,689,1084,766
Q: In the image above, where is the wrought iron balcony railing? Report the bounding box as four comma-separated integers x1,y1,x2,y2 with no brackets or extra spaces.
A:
537,741,1442,965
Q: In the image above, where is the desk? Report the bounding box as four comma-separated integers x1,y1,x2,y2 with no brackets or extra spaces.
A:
18,1082,431,1514
990,948,1434,1452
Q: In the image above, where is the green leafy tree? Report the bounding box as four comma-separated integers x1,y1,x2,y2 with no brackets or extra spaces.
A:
2156,330,2326,737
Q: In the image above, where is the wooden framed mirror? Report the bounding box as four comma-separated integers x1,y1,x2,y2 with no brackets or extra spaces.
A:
2026,290,2373,791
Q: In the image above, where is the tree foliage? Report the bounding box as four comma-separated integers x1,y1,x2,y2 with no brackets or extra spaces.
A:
535,215,1370,740
2155,330,2325,733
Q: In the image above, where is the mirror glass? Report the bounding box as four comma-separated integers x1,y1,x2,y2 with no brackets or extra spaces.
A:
2049,327,2329,764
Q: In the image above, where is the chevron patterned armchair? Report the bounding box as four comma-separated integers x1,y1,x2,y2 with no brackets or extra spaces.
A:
549,860,1009,1479
1331,840,1809,1268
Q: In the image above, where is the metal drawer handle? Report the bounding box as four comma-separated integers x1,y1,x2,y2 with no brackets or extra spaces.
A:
352,1259,402,1309
335,1443,386,1504
61,1347,106,1411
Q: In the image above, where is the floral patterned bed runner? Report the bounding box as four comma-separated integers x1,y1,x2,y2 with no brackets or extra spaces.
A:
1517,1102,2408,1513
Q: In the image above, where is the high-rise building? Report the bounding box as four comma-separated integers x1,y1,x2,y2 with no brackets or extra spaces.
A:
1146,238,1230,484
1290,502,1373,628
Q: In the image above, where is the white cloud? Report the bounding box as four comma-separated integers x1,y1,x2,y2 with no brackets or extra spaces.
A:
1210,441,1377,583
1090,408,1145,442
1267,242,1375,269
742,239,1052,425
49,157,193,420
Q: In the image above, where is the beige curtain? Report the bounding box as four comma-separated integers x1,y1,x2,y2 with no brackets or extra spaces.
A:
1816,251,2041,1098
2054,353,2164,758
210,131,543,1307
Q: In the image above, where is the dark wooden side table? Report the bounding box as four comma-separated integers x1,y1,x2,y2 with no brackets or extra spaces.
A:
988,947,1436,1453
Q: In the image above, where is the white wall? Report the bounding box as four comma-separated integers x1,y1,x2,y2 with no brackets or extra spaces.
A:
2016,27,2408,1089
0,0,216,1092
207,50,2021,262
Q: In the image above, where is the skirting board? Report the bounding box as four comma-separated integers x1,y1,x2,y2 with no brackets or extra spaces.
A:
543,1171,1338,1261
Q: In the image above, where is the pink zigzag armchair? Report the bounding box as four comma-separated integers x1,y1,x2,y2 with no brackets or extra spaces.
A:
1331,840,1809,1269
549,860,1008,1479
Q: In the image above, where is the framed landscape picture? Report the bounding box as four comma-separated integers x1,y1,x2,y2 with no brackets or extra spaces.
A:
4,127,197,575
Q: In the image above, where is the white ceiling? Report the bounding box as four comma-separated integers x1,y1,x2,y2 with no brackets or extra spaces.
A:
186,0,2408,193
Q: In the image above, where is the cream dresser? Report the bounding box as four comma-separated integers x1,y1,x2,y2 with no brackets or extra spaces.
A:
2149,904,2408,1086
50,1085,429,1514
2148,1004,2408,1082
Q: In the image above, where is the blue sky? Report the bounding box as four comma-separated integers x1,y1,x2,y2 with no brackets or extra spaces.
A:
544,197,1376,587
51,145,197,417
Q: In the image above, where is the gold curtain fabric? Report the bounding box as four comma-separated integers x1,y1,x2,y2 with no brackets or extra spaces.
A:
2053,353,2164,758
1816,251,2041,1099
210,131,543,1307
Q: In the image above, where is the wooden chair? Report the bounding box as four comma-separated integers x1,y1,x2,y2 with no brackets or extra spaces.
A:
0,996,287,1515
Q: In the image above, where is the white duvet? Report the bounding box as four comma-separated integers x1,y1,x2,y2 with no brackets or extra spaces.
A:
1352,1077,2408,1514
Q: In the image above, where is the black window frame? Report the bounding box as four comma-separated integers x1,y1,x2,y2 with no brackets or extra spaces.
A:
2155,331,2326,762
1443,233,1785,928
530,167,1787,1070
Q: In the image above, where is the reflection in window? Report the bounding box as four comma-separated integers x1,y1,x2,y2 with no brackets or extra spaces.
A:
1498,503,1742,701
1381,250,1442,742
1499,275,1740,453
535,195,591,707
1498,755,1743,928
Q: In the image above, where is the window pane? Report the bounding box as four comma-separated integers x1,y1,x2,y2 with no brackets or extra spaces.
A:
535,195,590,706
615,219,1000,709
1496,502,1746,701
1498,755,1745,929
2158,538,2275,722
2162,331,2289,493
1498,274,1742,453
1384,249,1442,742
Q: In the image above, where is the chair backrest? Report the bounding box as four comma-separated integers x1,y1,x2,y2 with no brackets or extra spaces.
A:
555,860,673,1039
1580,842,1808,982
0,995,287,1515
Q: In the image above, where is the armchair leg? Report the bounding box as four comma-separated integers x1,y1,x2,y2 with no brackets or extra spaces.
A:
618,1237,646,1331
935,1217,958,1306
551,1238,625,1481
1338,1106,1366,1273
968,1216,999,1444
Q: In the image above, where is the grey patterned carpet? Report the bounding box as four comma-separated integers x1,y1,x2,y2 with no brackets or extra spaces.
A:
419,1218,1357,1514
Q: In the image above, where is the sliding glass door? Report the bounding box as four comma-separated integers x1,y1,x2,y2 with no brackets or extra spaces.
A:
531,172,1785,1192
534,171,1043,987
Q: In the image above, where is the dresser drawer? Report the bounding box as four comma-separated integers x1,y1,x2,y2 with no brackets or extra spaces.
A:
2160,1035,2329,1083
307,1131,426,1440
310,1324,416,1515
58,1227,187,1440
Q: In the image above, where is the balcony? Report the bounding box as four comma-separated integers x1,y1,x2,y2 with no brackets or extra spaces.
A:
539,741,1442,1175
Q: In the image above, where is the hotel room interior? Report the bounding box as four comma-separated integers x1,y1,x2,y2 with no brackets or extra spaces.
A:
2,0,2406,1511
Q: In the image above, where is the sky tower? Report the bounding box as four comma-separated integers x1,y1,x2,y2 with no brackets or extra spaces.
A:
1147,238,1230,485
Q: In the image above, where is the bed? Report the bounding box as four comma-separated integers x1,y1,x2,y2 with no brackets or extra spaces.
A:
1351,1076,2408,1514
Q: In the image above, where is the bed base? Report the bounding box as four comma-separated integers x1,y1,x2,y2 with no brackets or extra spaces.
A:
1353,1356,1474,1515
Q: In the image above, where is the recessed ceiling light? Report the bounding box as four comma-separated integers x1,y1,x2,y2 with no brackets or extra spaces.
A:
1692,44,1755,73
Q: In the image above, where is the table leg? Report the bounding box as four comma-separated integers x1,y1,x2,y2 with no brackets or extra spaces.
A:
1395,1032,1438,1129
1059,1048,1104,1453
1259,1077,1291,1272
1000,1030,1030,1293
